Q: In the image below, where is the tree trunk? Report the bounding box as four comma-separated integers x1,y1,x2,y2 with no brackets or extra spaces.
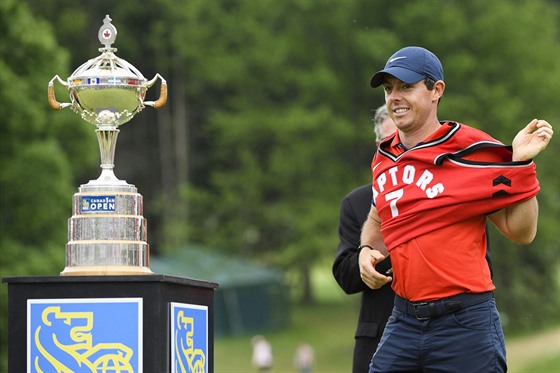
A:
300,264,314,304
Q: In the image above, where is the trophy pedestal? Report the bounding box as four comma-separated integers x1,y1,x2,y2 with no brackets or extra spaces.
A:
2,275,218,372
62,180,153,276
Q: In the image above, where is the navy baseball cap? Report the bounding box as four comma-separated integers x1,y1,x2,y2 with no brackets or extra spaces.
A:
370,46,444,88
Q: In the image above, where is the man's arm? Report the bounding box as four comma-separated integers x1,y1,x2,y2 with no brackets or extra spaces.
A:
333,193,370,294
488,197,538,245
489,119,552,244
358,205,392,289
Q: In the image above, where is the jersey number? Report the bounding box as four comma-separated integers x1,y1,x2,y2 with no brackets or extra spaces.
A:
385,189,403,218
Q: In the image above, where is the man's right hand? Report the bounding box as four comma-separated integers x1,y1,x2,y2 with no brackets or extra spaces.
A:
358,246,392,289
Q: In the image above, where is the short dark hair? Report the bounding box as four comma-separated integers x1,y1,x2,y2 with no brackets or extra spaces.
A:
424,76,436,90
424,76,442,104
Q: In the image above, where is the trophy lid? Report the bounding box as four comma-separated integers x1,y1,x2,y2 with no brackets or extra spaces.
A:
49,14,166,127
61,15,153,127
68,15,147,87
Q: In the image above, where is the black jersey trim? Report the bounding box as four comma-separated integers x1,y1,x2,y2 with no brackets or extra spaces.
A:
435,143,534,168
378,122,461,162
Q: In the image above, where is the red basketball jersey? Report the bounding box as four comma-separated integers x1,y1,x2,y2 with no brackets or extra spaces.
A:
371,122,539,301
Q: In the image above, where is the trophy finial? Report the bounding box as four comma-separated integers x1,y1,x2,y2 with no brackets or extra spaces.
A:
98,15,117,50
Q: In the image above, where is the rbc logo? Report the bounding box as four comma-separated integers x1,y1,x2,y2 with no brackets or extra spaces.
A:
28,298,142,373
171,303,208,373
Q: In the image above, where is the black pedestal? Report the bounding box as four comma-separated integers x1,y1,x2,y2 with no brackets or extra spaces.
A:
2,274,218,373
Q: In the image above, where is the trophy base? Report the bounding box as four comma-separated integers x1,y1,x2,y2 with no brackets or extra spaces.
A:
65,179,152,276
60,265,153,276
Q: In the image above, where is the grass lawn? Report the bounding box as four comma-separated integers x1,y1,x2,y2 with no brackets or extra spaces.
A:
507,325,560,373
515,354,560,373
215,299,560,373
215,299,359,372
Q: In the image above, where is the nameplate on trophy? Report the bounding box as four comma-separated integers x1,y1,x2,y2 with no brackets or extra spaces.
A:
80,195,116,213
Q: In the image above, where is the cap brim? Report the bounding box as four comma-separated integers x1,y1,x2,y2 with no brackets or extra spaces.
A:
370,67,425,88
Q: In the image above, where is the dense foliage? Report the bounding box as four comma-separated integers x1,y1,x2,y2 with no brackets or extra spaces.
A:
1,0,559,369
0,0,98,370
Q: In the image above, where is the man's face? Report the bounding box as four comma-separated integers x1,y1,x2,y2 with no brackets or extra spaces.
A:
382,75,440,134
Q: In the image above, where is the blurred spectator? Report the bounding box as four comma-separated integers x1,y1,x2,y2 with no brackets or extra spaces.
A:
251,335,273,372
294,343,315,373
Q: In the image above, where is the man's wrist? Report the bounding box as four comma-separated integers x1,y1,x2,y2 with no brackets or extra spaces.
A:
358,244,375,251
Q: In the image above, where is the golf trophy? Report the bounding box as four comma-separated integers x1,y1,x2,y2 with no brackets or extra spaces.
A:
48,15,167,276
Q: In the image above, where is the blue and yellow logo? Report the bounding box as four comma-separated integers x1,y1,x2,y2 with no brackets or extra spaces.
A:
28,298,142,373
171,303,208,373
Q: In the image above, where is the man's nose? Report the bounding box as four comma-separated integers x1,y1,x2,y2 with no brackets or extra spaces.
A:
386,89,401,102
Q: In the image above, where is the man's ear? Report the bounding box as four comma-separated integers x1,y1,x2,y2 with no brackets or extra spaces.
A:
433,80,445,101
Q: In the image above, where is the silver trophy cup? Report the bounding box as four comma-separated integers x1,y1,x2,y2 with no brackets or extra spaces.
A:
49,15,167,276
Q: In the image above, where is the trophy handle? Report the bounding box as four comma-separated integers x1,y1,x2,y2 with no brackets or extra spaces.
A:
144,74,167,109
48,75,72,110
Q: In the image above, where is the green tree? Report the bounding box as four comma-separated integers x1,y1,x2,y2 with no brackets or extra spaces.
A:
165,0,373,302
0,0,97,368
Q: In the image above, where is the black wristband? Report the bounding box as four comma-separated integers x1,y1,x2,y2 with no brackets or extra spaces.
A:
358,244,375,251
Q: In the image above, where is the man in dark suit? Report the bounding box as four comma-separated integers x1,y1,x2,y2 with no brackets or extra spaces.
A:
333,105,396,373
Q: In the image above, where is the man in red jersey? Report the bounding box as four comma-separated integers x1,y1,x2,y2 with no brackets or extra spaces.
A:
358,46,554,372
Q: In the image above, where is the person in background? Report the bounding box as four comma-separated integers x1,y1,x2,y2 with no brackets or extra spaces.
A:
294,342,315,373
251,335,273,372
360,46,553,372
332,105,396,373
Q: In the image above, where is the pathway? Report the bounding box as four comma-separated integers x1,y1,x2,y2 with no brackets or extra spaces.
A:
506,326,560,372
